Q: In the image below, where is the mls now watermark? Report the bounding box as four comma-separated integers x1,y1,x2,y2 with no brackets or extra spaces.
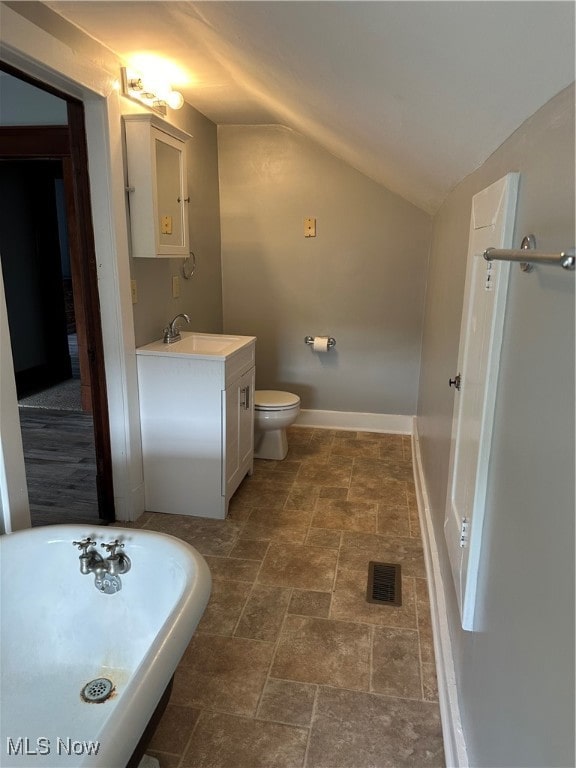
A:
7,737,101,757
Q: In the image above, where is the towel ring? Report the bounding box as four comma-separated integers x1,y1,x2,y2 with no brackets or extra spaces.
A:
182,252,196,279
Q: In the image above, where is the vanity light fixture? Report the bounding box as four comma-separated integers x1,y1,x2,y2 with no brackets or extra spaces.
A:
121,67,184,115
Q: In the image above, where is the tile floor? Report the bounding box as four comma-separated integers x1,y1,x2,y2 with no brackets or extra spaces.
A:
124,428,444,768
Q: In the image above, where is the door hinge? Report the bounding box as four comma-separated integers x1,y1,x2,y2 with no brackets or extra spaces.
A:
459,517,470,548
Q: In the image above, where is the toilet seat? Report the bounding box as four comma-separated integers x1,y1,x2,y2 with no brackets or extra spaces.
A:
254,390,300,411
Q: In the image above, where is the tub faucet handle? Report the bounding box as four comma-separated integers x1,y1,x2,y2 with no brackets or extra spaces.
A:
73,537,97,554
101,539,124,557
101,539,130,576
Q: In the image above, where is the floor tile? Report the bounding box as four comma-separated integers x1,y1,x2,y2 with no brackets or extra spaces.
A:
339,532,426,578
284,483,321,511
305,528,341,548
415,578,435,665
233,478,291,509
181,711,308,768
148,703,200,754
145,513,243,556
288,442,332,461
257,542,338,591
371,627,422,699
257,679,317,726
173,635,274,716
296,459,353,487
409,504,422,538
306,687,444,768
422,662,439,702
311,498,378,532
288,589,332,618
203,555,261,582
241,507,313,543
271,615,371,690
377,505,411,536
196,579,252,636
228,538,270,561
378,456,414,481
349,470,408,507
235,584,292,641
331,438,382,458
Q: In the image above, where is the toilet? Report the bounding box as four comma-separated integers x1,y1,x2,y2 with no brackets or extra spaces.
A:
253,390,301,460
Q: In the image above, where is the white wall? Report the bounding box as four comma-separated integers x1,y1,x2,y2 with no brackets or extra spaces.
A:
417,85,575,767
218,125,432,416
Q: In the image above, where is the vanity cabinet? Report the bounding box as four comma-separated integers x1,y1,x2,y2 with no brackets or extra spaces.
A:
136,336,255,519
123,114,192,258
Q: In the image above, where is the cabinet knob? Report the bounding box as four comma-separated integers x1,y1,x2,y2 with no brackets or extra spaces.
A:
177,196,191,203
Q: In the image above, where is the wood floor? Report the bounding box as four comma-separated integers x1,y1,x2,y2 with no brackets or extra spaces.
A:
18,406,103,527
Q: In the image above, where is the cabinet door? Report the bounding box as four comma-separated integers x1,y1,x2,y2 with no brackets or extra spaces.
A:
238,366,255,470
223,367,254,499
124,115,191,258
153,128,189,257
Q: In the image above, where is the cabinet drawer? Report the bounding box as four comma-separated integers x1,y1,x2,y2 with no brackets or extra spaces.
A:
225,342,255,386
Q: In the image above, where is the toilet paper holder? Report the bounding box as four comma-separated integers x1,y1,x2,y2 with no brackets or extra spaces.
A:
304,335,336,349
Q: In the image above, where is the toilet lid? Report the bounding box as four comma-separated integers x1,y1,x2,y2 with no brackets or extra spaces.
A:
254,390,300,410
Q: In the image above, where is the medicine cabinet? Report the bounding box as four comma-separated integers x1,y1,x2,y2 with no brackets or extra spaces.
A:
123,114,192,258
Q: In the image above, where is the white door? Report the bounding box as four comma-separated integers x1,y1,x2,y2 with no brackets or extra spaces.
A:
444,173,519,630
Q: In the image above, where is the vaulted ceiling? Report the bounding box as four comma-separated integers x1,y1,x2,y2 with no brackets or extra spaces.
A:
46,1,574,213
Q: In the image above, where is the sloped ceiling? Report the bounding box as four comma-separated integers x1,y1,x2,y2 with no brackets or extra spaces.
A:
46,1,574,213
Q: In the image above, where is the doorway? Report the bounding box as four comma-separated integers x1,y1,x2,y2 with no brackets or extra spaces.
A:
0,64,115,525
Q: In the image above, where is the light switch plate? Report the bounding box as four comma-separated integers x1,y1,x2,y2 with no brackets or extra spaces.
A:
304,217,316,238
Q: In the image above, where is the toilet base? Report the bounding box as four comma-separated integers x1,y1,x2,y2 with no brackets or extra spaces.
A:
254,427,288,460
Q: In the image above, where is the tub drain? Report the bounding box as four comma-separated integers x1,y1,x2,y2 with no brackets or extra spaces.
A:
81,677,114,703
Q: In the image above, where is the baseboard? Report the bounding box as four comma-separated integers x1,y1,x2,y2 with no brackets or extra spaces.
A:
412,417,468,768
294,409,413,434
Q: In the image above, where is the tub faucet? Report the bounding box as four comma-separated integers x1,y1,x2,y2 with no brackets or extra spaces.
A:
73,537,131,593
100,540,131,576
163,312,190,343
73,537,103,574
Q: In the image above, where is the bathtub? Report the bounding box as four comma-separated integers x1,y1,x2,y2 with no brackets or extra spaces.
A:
0,524,211,767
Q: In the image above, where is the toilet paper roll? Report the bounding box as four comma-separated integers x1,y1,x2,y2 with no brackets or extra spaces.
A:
313,336,329,353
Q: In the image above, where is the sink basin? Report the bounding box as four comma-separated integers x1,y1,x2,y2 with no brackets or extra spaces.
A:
136,331,255,359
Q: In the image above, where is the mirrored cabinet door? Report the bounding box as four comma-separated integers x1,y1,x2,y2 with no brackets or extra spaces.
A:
153,130,187,254
124,114,192,258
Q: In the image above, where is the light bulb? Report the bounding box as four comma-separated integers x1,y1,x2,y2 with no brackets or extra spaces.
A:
167,90,184,110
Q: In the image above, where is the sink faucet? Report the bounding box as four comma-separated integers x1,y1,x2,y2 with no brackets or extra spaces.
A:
163,313,190,344
73,537,131,594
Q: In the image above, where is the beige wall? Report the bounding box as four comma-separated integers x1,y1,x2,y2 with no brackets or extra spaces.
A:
417,85,575,767
131,103,223,347
218,125,432,415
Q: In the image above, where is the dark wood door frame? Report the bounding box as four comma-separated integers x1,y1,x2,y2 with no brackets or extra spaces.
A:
0,63,115,522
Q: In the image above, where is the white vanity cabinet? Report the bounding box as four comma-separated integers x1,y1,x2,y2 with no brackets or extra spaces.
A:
123,114,192,258
136,334,255,519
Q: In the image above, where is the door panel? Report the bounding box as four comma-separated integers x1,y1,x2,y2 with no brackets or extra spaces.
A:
444,173,519,630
